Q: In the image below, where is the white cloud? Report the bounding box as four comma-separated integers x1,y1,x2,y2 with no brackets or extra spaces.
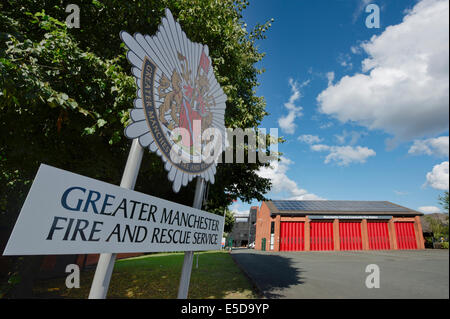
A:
337,53,353,70
318,0,449,142
256,157,323,200
326,72,335,86
353,0,373,22
408,136,449,157
310,144,376,166
418,206,442,214
319,122,334,129
334,130,366,145
394,190,408,196
278,79,306,134
298,134,323,144
351,45,362,55
310,144,331,152
425,161,449,190
230,202,249,217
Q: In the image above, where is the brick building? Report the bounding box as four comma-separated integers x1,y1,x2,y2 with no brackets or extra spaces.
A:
228,206,258,247
248,206,258,245
255,200,425,251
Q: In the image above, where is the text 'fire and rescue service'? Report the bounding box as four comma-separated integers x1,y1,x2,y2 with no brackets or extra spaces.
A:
3,164,224,255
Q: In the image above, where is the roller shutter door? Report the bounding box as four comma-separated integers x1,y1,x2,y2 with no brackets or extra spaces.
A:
280,222,305,251
367,221,390,250
310,221,334,251
339,221,362,250
395,222,417,250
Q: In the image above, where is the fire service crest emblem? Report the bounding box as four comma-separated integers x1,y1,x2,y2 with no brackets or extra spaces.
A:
121,9,227,192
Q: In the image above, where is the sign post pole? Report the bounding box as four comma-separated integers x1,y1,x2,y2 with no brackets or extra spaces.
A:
88,138,144,299
177,177,205,299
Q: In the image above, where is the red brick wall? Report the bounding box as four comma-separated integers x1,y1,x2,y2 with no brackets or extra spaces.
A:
361,219,369,250
390,216,425,250
255,202,272,250
254,201,425,252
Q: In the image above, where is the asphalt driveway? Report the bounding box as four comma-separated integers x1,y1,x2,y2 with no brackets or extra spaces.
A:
231,249,449,299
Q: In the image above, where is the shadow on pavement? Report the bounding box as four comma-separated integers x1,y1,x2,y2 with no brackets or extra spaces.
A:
231,251,304,298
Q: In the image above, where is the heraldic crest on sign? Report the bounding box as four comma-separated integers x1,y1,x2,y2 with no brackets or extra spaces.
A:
120,9,227,193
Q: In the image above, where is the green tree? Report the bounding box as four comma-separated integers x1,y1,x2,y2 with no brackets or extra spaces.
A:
424,191,450,244
224,208,236,233
207,207,235,233
0,0,277,297
424,215,449,242
438,191,449,213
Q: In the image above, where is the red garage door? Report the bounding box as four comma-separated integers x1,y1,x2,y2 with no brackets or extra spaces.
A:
280,222,305,251
395,222,417,250
367,221,390,250
310,221,334,251
339,221,362,250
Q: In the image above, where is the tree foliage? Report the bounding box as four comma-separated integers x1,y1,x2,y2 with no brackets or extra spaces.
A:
424,215,449,241
0,0,275,296
438,191,449,214
208,207,235,234
423,191,450,243
0,0,274,225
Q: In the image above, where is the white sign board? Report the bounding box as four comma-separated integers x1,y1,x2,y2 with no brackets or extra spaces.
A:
3,164,224,256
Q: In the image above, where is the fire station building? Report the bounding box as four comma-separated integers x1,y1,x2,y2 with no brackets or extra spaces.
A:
255,200,425,251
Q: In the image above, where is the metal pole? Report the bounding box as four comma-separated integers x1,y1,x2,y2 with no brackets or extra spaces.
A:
88,139,144,299
177,177,205,299
222,208,226,250
248,211,251,248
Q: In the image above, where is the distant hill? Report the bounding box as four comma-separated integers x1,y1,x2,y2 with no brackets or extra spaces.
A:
420,213,449,233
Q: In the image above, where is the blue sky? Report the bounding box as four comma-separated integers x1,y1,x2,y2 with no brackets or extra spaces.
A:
230,0,449,215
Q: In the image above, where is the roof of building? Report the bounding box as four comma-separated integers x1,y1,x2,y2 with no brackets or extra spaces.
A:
266,200,422,216
234,212,249,218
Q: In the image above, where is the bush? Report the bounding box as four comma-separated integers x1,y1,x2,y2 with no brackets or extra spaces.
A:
441,242,449,249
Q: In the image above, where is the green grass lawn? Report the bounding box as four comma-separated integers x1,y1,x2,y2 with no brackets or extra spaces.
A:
33,250,258,299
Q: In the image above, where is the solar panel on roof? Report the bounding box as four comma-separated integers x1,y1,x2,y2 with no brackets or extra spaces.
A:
271,200,411,212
